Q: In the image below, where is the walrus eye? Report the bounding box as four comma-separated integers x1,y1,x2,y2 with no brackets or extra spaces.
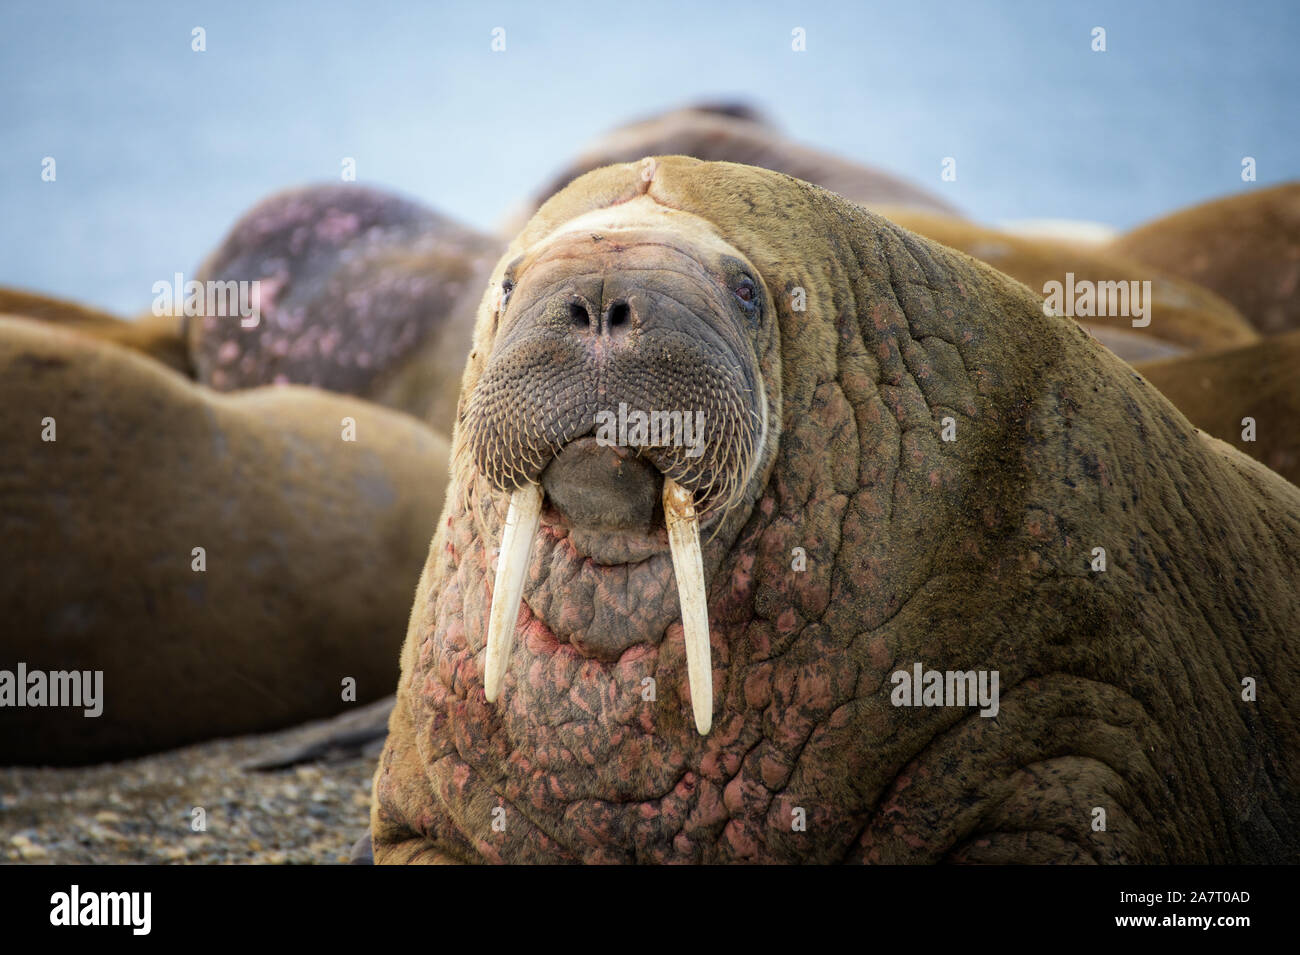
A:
499,279,515,311
734,276,758,315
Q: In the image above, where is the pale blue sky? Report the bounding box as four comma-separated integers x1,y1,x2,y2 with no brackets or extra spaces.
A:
2,0,1297,314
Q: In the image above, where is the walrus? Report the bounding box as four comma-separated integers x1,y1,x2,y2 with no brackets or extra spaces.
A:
1135,329,1300,489
871,208,1260,361
370,157,1300,864
502,104,959,235
0,316,450,765
0,287,191,375
186,184,502,434
1106,182,1300,336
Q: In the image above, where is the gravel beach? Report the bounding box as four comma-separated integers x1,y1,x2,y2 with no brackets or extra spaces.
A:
0,699,392,865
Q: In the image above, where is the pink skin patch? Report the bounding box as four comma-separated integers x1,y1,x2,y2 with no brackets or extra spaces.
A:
249,275,286,317
315,210,361,243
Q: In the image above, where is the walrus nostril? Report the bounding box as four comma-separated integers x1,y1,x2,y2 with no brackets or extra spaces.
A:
605,300,631,332
569,301,591,328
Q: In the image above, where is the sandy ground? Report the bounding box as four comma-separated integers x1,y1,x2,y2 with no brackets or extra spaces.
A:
0,698,392,865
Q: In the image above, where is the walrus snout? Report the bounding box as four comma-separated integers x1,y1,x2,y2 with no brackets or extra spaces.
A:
523,257,691,356
461,226,765,521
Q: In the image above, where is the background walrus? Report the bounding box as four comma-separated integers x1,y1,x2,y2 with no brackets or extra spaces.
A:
1107,182,1300,336
502,103,960,234
185,184,502,434
0,317,449,765
0,287,192,375
371,158,1300,864
1135,330,1300,488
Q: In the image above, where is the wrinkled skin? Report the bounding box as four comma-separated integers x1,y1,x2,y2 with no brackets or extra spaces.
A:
373,158,1300,863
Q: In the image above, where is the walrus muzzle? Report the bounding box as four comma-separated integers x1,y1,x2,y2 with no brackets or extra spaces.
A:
459,228,768,734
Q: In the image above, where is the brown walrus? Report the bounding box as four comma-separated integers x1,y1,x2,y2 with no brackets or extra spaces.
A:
186,184,502,434
1107,182,1300,336
1136,329,1300,488
872,208,1260,361
0,316,449,765
0,287,191,375
503,104,959,235
370,158,1300,863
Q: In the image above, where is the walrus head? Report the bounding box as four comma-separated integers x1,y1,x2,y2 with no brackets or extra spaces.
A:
455,166,782,733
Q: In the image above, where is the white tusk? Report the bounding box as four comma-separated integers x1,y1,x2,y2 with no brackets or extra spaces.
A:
663,477,713,735
483,483,543,703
